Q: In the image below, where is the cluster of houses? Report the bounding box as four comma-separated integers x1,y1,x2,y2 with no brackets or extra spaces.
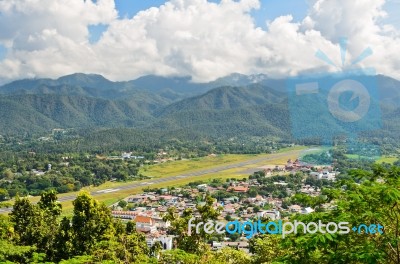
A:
110,164,338,252
108,152,145,160
262,159,338,179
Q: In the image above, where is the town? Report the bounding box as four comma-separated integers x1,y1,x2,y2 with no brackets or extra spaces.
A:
110,158,339,252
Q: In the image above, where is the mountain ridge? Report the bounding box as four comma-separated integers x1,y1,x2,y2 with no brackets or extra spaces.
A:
0,73,399,141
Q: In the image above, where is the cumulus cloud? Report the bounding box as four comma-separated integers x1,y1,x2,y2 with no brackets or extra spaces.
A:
0,0,399,83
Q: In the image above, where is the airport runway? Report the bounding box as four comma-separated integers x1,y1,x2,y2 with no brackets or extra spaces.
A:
0,148,310,214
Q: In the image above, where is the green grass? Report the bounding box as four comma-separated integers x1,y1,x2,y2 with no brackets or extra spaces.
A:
140,146,307,178
345,154,380,160
376,156,398,165
140,154,260,177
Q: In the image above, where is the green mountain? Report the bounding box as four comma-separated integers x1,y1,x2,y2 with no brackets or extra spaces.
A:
0,94,153,134
151,84,289,138
0,73,399,142
0,73,212,100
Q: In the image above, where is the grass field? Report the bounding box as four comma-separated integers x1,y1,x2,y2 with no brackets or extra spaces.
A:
139,154,256,177
140,146,306,178
375,156,398,164
345,154,381,160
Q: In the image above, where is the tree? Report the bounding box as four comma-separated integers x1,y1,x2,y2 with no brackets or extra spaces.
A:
70,192,115,256
212,247,251,264
126,221,136,234
150,241,163,258
163,195,222,254
54,217,73,261
9,196,40,246
249,235,287,264
118,200,127,209
0,188,9,201
159,249,200,264
248,188,258,198
10,191,63,261
0,240,37,264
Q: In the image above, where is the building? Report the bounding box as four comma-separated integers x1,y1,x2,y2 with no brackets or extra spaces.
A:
289,204,302,213
257,210,281,220
302,207,315,214
227,186,249,193
135,216,157,233
146,235,174,250
112,210,137,220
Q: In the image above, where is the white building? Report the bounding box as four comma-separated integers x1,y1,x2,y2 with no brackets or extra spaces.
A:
257,210,281,220
301,207,315,214
146,235,174,250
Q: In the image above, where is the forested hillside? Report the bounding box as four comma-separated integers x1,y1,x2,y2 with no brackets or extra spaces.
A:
0,73,399,144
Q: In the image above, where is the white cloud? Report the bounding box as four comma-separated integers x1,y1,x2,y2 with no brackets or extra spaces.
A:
0,0,399,83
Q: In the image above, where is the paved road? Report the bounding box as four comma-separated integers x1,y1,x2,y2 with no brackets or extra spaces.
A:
0,148,308,213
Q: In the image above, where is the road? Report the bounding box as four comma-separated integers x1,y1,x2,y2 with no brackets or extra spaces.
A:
0,148,309,213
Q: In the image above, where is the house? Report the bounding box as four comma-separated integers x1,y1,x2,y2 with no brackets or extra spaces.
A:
273,181,288,186
122,152,132,159
135,216,157,233
227,186,248,193
289,205,302,213
212,241,223,250
31,169,45,176
302,207,314,214
223,204,236,214
223,197,239,203
257,210,281,220
221,242,249,253
310,170,337,181
197,184,208,191
152,216,171,229
310,172,322,180
128,195,142,203
112,210,137,220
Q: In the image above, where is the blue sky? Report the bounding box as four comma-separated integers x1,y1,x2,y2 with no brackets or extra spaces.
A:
89,0,308,43
112,0,399,27
1,0,399,82
90,0,400,43
114,0,308,24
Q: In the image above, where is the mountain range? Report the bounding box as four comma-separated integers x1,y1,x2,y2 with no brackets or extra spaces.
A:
0,73,399,142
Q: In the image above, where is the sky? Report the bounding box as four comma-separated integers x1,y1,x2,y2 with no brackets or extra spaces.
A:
0,0,399,84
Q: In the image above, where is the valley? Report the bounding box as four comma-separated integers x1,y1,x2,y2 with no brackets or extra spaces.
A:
0,146,307,215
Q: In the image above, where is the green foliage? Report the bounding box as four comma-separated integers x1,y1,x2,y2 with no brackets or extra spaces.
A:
249,165,400,264
70,192,115,256
163,195,222,254
2,162,400,263
5,191,152,263
118,199,128,208
211,247,251,264
0,240,37,263
9,196,42,246
159,249,200,264
0,188,9,201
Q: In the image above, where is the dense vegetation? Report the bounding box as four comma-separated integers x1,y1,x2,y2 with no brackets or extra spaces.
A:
0,73,400,146
0,132,292,199
1,162,399,263
0,153,146,197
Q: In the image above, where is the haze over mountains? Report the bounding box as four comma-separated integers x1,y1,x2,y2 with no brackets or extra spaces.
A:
0,73,399,141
